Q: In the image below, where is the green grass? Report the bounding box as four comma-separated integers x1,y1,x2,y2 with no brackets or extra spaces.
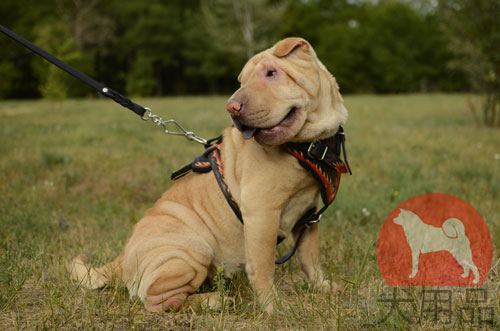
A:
0,94,499,329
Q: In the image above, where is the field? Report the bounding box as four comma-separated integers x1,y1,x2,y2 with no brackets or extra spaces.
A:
0,94,499,329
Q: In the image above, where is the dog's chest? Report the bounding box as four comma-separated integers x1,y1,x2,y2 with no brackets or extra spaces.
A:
278,177,320,238
214,186,319,276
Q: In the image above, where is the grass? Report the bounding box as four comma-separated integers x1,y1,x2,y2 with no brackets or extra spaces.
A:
0,94,499,329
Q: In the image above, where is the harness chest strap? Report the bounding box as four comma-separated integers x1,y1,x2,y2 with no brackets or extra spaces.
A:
275,127,350,263
171,127,351,264
171,136,243,223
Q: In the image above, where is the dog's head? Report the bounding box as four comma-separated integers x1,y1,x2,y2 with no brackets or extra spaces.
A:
393,209,417,226
226,37,348,146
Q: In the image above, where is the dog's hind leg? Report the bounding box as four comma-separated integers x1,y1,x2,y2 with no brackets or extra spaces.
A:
461,261,480,284
470,264,480,284
146,291,223,311
460,263,474,283
460,265,470,278
453,250,480,284
144,258,209,312
185,292,224,310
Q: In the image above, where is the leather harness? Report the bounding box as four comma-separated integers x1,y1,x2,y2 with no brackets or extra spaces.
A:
171,127,351,264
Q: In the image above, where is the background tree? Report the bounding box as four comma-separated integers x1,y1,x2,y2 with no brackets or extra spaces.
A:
0,0,51,98
281,0,460,93
201,0,286,59
440,0,500,127
31,20,84,98
109,1,186,96
0,0,486,99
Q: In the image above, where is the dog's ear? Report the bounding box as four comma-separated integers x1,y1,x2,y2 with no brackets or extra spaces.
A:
273,37,309,57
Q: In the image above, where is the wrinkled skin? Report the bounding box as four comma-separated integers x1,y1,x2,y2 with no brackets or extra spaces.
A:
70,37,348,314
227,37,347,146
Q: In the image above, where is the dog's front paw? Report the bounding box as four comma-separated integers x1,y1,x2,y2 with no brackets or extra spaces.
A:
202,292,226,311
262,301,274,314
314,279,338,295
217,295,235,310
256,289,276,314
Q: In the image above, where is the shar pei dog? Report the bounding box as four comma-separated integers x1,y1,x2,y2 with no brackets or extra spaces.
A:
70,37,349,313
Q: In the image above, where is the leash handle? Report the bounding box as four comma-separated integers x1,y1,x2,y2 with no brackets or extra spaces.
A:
0,24,146,117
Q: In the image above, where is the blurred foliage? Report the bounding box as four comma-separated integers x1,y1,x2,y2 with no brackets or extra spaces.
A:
0,0,495,98
31,20,89,98
440,0,500,127
202,0,287,59
281,0,461,93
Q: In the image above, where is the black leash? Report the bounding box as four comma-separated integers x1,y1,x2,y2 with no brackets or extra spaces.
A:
0,24,146,117
0,24,208,144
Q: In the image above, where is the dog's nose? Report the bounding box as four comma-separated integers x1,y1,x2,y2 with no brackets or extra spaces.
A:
226,100,243,118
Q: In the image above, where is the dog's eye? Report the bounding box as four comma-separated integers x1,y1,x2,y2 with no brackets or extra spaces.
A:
266,70,277,78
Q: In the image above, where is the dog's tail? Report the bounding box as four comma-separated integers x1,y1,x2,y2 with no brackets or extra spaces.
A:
69,253,123,289
441,218,466,239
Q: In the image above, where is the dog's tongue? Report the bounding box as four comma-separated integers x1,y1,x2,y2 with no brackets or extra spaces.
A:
242,127,257,140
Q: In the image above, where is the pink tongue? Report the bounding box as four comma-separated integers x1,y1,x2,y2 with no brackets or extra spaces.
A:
242,127,257,140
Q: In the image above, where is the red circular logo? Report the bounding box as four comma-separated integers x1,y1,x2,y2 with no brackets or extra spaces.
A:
377,193,492,286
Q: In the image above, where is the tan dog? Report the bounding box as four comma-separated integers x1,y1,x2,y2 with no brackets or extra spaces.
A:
70,37,348,313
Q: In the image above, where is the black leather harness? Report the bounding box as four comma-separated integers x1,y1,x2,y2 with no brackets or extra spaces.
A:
171,127,351,264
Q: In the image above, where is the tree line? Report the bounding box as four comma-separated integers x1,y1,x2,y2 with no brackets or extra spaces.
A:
0,0,497,105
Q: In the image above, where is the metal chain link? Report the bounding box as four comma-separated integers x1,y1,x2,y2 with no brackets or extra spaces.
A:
141,107,208,145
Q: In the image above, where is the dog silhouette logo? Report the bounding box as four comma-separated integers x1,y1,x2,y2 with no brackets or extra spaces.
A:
377,193,492,286
393,209,480,283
